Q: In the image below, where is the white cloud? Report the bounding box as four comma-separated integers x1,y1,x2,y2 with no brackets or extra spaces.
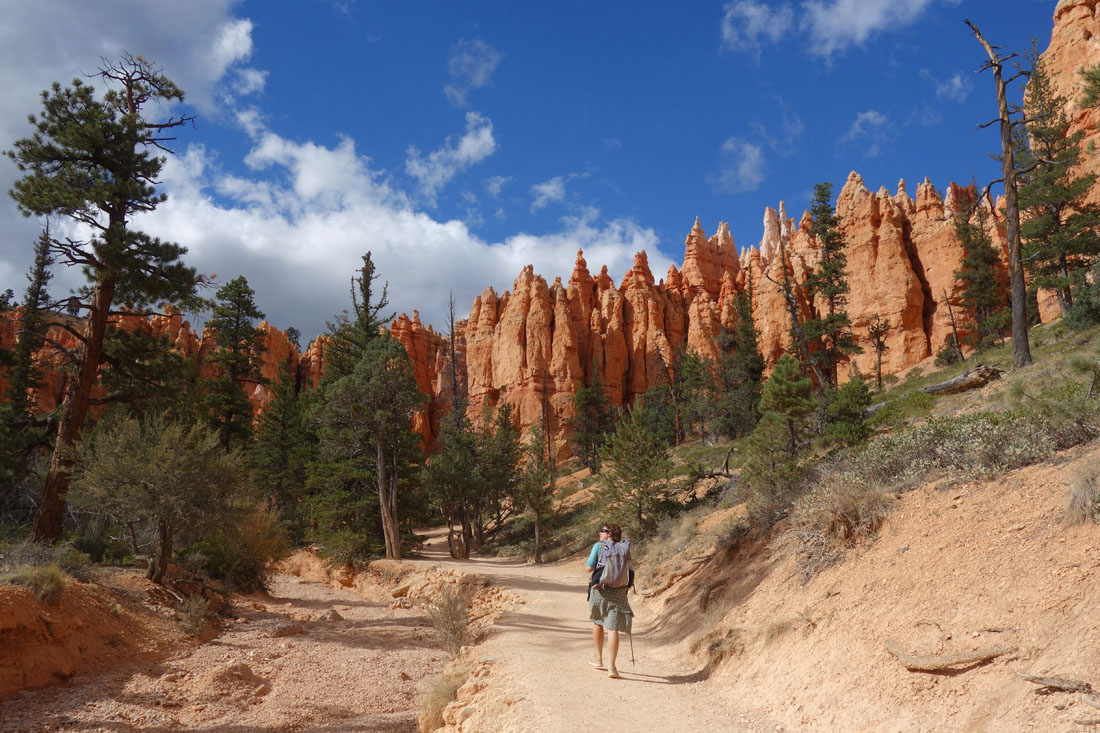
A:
531,177,567,211
485,175,512,197
840,110,890,157
234,68,268,95
0,1,267,310
920,69,971,102
0,4,667,342
137,138,664,337
712,138,766,193
444,39,502,107
720,1,793,60
406,112,497,204
802,0,935,57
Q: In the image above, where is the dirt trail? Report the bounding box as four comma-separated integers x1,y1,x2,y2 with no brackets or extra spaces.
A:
411,531,774,733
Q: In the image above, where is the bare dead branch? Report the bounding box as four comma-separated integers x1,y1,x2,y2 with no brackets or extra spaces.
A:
885,639,1016,671
1018,673,1096,694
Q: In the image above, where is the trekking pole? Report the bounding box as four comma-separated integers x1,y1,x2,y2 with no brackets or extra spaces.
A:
629,630,635,666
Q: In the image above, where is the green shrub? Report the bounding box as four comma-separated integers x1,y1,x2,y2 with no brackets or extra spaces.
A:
177,502,290,592
934,336,963,367
4,563,66,604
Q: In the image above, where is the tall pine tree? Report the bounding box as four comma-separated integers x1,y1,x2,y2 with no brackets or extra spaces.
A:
205,276,266,452
6,55,203,542
954,206,1009,348
803,182,861,388
1019,51,1100,315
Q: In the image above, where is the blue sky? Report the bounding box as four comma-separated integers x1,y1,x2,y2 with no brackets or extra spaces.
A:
0,0,1060,340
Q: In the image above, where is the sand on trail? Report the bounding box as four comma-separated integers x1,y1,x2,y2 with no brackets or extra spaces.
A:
411,530,775,733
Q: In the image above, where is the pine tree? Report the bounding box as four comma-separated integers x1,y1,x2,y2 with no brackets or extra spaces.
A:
759,354,814,455
824,368,872,446
323,252,393,382
205,276,266,452
714,287,765,438
803,182,861,387
514,422,557,563
600,406,676,537
421,413,481,558
6,55,203,543
1019,52,1100,316
967,20,1032,368
310,335,424,560
0,230,54,502
866,314,890,391
70,414,247,584
250,364,313,543
569,359,612,473
954,207,1009,348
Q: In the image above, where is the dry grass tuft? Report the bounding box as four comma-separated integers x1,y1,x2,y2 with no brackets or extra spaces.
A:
426,584,477,655
418,664,469,732
179,595,211,637
1067,458,1100,525
3,563,66,605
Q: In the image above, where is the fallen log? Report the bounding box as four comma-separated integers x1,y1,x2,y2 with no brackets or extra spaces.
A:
921,364,1005,396
884,639,1015,671
1084,693,1100,710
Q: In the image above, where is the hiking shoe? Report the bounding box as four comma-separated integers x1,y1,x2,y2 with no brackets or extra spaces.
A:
608,667,620,679
589,659,606,670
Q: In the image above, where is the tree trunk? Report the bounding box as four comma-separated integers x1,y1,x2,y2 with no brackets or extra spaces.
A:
533,513,542,564
376,431,400,560
968,20,1031,368
148,519,173,585
458,506,473,559
31,276,116,544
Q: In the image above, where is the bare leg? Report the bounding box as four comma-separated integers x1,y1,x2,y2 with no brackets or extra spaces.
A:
607,630,620,676
592,624,605,666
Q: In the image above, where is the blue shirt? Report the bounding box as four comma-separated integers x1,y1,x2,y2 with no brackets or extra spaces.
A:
586,541,604,569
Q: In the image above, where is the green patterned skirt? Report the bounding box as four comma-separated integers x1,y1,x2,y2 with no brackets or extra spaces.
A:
588,585,633,633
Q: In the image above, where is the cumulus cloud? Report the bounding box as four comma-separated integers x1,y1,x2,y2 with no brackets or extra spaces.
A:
444,39,502,107
711,138,766,193
0,1,266,309
840,109,890,158
920,69,971,102
802,0,935,57
405,112,497,204
136,137,665,336
531,177,567,211
720,1,793,60
0,4,667,341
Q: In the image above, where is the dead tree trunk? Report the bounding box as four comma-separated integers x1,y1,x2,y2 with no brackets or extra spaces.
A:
967,19,1032,368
